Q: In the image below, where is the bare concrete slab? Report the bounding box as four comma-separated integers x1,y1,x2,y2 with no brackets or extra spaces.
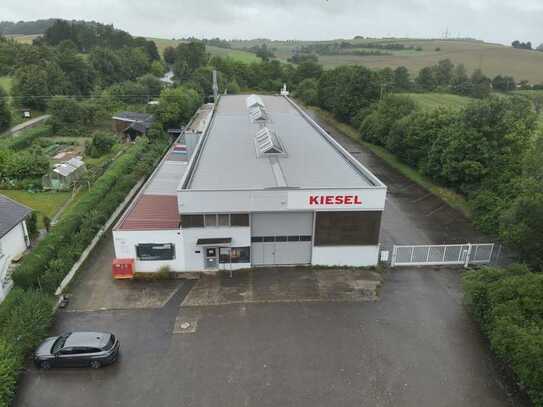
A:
65,231,183,312
181,268,383,307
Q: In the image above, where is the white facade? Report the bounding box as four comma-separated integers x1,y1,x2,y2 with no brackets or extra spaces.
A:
113,230,184,272
0,221,29,302
312,246,381,267
0,221,28,259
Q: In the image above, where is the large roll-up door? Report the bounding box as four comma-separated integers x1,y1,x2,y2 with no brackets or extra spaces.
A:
251,212,313,265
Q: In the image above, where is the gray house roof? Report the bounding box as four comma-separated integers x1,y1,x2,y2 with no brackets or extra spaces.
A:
112,112,154,123
0,195,32,239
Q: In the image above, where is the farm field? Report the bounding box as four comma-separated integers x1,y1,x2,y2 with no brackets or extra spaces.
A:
148,37,260,63
220,38,543,84
5,34,40,44
400,92,474,111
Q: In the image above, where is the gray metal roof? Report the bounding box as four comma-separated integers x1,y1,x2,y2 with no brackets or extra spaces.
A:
186,95,381,190
0,194,32,239
113,112,153,123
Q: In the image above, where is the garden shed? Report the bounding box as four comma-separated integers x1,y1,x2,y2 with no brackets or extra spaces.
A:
42,157,87,191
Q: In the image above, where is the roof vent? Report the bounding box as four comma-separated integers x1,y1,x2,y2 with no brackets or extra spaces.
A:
255,127,286,157
246,95,265,109
249,105,267,122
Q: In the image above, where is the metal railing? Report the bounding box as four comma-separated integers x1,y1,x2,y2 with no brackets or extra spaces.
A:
390,243,494,267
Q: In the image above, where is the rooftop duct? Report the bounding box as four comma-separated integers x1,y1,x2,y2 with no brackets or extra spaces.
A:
246,94,265,109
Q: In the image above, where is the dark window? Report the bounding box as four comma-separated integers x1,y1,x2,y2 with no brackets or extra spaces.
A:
136,243,175,261
204,214,217,227
275,236,288,242
59,347,78,355
299,235,312,242
219,247,250,263
251,236,263,242
263,236,275,242
287,236,300,242
231,247,250,263
183,214,204,228
218,214,230,226
230,213,249,226
314,211,381,246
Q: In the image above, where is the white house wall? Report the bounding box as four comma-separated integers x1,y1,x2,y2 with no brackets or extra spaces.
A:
312,246,380,267
182,226,251,271
113,230,185,272
0,222,27,259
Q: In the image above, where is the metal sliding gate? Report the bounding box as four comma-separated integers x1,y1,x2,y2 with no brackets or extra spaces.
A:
390,243,494,267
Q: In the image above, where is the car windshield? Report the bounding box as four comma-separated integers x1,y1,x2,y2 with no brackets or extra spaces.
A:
51,335,69,353
104,335,115,350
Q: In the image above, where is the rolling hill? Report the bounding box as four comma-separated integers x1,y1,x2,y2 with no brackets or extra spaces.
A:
149,37,543,84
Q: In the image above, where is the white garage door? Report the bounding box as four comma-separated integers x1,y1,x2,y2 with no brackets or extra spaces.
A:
251,212,313,265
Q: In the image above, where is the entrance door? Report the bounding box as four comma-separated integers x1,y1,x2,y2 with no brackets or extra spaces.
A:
204,247,218,269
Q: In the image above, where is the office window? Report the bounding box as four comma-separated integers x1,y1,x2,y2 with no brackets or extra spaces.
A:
275,236,288,242
314,211,381,246
251,237,263,243
183,215,204,228
204,214,217,227
136,243,175,261
218,214,230,226
287,236,300,242
299,235,312,242
230,213,249,226
231,247,250,263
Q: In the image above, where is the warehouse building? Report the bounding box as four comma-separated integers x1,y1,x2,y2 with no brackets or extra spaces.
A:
113,95,386,273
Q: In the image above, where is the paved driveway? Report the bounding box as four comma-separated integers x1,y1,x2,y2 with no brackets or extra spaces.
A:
14,268,523,407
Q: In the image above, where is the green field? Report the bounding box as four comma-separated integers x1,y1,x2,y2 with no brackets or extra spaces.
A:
5,34,41,44
400,93,474,111
0,190,71,227
226,38,543,84
148,37,260,63
0,76,13,93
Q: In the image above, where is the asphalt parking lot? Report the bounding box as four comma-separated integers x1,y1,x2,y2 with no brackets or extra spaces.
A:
14,267,523,407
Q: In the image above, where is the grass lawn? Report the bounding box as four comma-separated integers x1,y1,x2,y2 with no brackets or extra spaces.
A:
0,76,13,93
399,92,474,111
0,190,71,228
206,46,260,63
300,103,472,218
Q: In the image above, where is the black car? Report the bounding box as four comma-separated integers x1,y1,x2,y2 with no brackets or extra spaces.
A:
34,331,120,369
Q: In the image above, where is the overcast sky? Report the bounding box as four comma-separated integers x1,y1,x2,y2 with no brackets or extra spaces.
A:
2,0,542,45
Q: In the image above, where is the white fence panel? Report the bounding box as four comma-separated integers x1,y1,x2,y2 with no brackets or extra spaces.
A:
391,243,494,267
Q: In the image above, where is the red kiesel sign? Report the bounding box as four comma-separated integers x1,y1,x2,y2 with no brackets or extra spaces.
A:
308,195,363,205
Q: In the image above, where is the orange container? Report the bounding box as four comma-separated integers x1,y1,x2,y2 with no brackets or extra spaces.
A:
112,258,135,279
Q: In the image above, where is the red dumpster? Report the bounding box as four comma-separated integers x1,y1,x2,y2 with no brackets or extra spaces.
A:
112,258,135,279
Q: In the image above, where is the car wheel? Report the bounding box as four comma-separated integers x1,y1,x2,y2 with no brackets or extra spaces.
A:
40,361,51,369
90,360,101,369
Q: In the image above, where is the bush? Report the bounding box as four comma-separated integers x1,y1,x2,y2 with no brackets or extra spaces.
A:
5,126,52,151
463,265,543,406
0,288,54,406
86,132,117,158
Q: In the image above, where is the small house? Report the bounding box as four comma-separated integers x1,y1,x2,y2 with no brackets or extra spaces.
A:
112,112,154,141
0,195,31,301
42,157,87,191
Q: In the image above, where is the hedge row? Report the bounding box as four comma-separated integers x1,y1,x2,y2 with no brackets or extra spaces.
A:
463,265,543,406
5,125,52,151
0,136,168,406
12,137,167,293
0,289,54,407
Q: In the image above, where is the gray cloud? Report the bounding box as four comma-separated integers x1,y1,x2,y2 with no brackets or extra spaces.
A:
1,0,542,44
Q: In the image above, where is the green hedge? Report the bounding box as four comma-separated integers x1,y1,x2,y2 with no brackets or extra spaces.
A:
463,265,543,406
12,137,167,293
0,289,54,407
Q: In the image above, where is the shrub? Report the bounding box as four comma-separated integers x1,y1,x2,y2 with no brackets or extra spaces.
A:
0,288,54,406
86,132,117,158
463,265,543,406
